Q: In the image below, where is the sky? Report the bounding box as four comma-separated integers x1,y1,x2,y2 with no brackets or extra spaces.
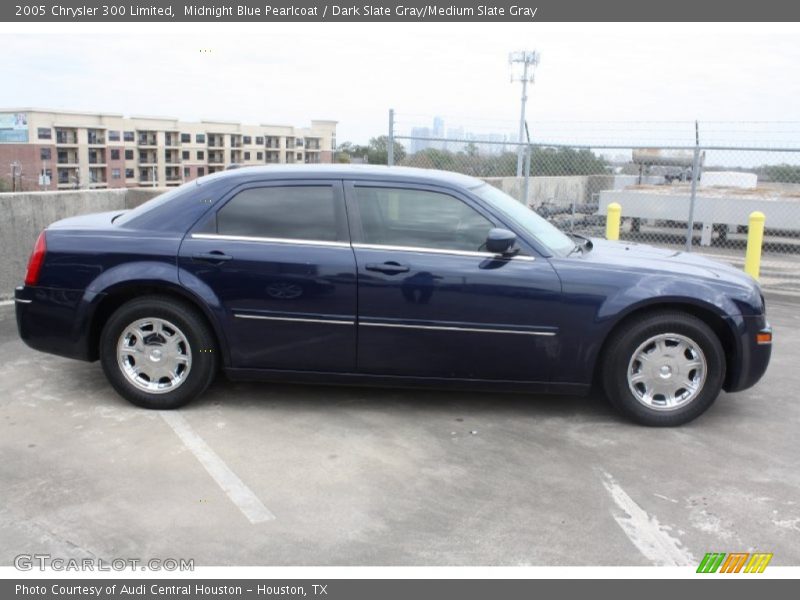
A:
1,23,799,146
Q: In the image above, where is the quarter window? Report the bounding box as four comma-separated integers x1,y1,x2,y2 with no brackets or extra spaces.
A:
354,187,493,252
217,186,339,242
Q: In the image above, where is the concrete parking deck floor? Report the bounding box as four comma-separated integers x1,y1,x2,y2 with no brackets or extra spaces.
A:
1,299,798,566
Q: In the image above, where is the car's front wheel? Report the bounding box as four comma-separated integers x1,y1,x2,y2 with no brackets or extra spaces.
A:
601,311,726,426
100,296,218,409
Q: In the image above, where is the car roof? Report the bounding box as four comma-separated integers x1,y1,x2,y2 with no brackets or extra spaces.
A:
196,164,485,189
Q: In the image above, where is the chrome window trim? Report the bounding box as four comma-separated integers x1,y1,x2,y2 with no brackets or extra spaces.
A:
15,298,32,304
359,321,556,336
352,243,535,261
234,313,354,326
191,233,350,248
191,234,535,261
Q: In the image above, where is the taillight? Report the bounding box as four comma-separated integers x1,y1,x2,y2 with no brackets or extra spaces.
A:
24,231,47,286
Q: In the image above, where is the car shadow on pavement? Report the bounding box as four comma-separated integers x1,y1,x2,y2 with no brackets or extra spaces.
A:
187,375,623,423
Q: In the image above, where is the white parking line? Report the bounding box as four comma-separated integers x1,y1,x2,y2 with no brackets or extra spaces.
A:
0,300,14,307
160,411,275,524
601,471,694,566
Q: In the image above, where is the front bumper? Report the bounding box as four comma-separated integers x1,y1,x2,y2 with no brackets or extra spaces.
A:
724,313,772,393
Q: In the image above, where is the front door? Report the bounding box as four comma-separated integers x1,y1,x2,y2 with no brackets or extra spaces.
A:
179,180,357,371
346,182,562,383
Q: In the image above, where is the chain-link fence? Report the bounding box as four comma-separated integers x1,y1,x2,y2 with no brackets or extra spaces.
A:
388,114,800,296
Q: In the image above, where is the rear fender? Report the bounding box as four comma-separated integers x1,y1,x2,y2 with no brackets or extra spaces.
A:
84,261,230,366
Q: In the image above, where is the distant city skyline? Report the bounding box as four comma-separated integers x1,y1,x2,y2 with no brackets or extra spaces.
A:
407,116,515,154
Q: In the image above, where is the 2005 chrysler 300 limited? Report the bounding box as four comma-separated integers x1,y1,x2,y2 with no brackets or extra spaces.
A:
15,166,772,425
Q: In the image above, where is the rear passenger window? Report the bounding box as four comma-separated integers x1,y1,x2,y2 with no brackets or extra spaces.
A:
217,186,339,241
355,187,493,252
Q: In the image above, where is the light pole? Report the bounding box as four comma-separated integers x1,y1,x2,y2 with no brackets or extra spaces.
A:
510,51,539,177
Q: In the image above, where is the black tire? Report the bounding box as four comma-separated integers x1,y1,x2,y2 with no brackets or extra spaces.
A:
99,295,218,409
601,311,726,426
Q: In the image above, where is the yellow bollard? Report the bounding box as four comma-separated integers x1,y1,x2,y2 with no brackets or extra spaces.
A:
606,202,622,241
744,211,766,280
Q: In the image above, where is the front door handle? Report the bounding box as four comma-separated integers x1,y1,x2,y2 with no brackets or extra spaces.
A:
192,251,233,264
365,261,410,275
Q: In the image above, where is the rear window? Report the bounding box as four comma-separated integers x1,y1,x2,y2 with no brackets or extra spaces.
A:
113,185,189,226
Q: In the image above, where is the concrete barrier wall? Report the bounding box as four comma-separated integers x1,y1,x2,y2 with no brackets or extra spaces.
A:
483,175,616,208
0,176,615,299
0,188,164,299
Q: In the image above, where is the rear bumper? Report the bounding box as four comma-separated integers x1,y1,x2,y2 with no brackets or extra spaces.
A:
724,313,772,393
15,285,102,362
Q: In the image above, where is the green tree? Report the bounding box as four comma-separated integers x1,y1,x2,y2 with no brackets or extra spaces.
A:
528,147,607,176
401,148,456,171
397,145,607,177
367,136,406,165
757,164,800,183
336,141,368,162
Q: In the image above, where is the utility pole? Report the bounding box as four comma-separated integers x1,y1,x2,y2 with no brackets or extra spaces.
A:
510,51,539,177
388,108,395,167
10,161,21,192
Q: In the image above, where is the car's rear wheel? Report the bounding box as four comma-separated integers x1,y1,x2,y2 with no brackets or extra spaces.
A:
601,311,725,426
100,296,218,409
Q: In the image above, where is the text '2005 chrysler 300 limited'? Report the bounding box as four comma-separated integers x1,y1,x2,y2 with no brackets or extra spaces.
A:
15,165,771,425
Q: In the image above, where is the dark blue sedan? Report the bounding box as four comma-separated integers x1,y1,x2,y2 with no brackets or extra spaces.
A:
15,166,772,425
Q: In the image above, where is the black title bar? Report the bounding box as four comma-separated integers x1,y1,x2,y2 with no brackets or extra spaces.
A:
4,0,800,22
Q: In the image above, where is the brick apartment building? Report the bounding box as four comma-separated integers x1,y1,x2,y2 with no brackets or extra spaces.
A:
0,109,337,190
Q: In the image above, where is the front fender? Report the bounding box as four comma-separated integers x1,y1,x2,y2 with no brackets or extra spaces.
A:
551,266,750,386
596,275,744,322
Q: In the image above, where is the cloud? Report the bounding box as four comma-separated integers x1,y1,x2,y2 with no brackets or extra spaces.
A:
0,23,798,144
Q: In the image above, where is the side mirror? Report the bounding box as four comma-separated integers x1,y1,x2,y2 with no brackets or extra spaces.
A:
485,228,517,255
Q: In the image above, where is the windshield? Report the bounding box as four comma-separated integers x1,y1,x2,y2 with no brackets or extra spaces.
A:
472,183,575,256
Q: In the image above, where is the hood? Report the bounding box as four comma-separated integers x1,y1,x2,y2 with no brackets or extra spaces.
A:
582,238,757,288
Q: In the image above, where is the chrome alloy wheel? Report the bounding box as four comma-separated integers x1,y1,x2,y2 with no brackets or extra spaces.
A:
116,317,192,394
626,333,707,411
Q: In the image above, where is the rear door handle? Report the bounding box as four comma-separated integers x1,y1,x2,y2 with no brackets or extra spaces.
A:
365,262,410,275
192,251,233,264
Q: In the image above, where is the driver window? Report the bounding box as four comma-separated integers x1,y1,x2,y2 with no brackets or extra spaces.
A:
355,187,493,252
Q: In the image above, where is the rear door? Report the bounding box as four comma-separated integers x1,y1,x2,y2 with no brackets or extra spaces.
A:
179,180,357,371
346,181,562,383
